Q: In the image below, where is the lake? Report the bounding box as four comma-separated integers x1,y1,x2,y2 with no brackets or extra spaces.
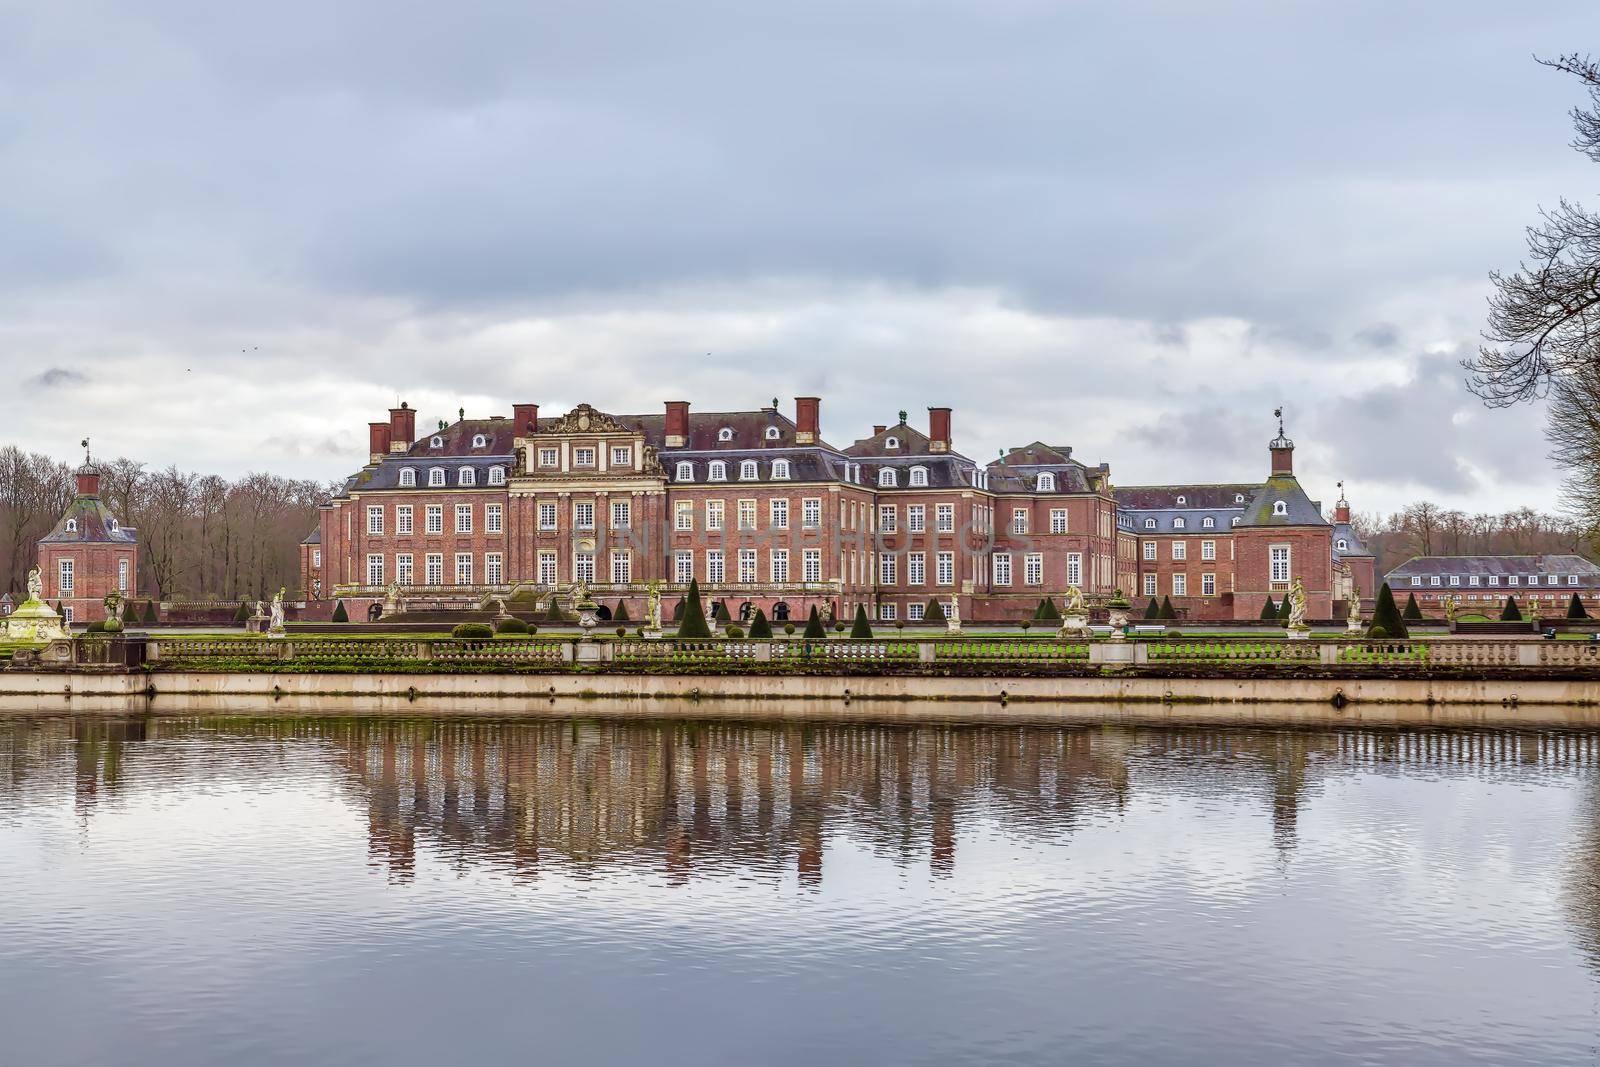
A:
3,713,1599,1065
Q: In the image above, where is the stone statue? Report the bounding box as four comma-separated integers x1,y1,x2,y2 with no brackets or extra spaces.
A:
490,595,509,619
570,578,592,608
1443,597,1457,623
311,578,322,600
646,580,663,630
1346,589,1362,633
269,588,286,633
255,600,268,620
383,581,403,616
946,596,962,634
26,568,42,603
103,590,122,625
1064,584,1085,616
1287,577,1308,632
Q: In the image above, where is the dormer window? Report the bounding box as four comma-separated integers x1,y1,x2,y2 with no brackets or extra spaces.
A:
708,461,727,482
884,436,900,450
1272,501,1288,516
1037,473,1056,492
471,434,487,448
399,468,417,487
739,460,759,480
109,519,118,532
909,466,928,487
1231,517,1241,526
488,466,505,486
878,468,898,488
1176,495,1186,505
1235,493,1245,503
430,436,444,448
459,468,476,486
1173,517,1186,529
718,427,734,442
765,427,781,440
65,519,77,533
675,461,694,482
772,459,791,479
1202,516,1214,529
428,467,446,487
1337,538,1348,551
1144,518,1156,529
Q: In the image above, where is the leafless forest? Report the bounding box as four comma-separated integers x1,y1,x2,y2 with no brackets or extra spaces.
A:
0,446,329,602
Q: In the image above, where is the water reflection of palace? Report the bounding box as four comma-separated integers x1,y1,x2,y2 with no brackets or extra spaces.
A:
7,716,1600,885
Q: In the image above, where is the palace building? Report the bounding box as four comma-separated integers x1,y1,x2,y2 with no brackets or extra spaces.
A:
35,461,139,624
302,396,1371,624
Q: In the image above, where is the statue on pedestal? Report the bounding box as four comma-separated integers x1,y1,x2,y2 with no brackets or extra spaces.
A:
1443,597,1458,625
1060,584,1088,635
1346,590,1363,634
383,581,404,618
268,588,286,635
1286,577,1309,638
645,579,664,637
103,591,123,631
946,596,963,635
26,568,43,604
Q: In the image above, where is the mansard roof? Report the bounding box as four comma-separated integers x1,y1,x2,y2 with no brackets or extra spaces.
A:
1385,554,1600,582
666,450,849,485
39,494,137,545
1331,522,1372,559
622,409,820,451
845,422,954,458
406,418,519,456
1113,483,1259,510
350,455,513,493
1239,473,1327,527
985,442,1107,495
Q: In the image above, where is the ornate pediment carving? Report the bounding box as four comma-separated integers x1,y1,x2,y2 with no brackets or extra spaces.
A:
544,403,633,435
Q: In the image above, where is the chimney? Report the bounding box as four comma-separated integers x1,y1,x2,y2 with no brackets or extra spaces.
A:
369,422,392,465
665,401,690,449
513,403,540,434
75,466,100,497
1269,409,1294,476
1335,482,1351,523
388,402,415,451
873,424,886,437
928,407,952,453
794,397,820,444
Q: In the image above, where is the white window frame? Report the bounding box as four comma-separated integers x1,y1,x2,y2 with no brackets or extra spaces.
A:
770,498,789,529
908,552,925,586
367,505,384,535
1050,509,1067,534
612,446,632,467
454,553,473,585
676,501,695,531
739,460,759,481
455,504,473,534
936,551,954,586
58,558,75,595
425,505,444,535
771,549,789,583
538,502,558,530
879,505,897,533
1202,572,1216,596
399,468,417,487
676,461,694,482
706,501,724,531
908,504,925,533
428,468,446,487
538,447,559,468
708,461,727,482
425,553,444,585
738,499,757,531
880,552,898,585
486,503,502,534
610,551,631,584
803,549,822,583
611,500,631,530
486,552,503,585
574,552,596,584
574,502,595,530
397,505,413,536
573,447,596,467
367,554,385,586
488,466,506,486
992,553,1012,586
1066,553,1082,587
675,551,694,584
909,466,928,487
707,550,725,584
1143,573,1157,597
1024,553,1043,586
538,551,558,586
459,468,476,487
936,504,954,532
802,498,822,529
396,554,414,586
1172,542,1186,561
1269,545,1291,584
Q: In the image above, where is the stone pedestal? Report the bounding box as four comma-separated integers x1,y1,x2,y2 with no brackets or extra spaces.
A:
642,627,664,641
575,641,604,663
1058,614,1089,638
1287,626,1311,641
0,597,70,644
1345,617,1363,635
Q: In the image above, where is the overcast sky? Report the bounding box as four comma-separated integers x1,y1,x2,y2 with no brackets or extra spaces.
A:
2,0,1595,517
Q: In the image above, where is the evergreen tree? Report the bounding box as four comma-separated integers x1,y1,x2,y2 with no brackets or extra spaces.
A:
1145,597,1161,619
1259,596,1277,620
1369,583,1407,638
1501,595,1522,621
121,599,137,625
923,598,946,624
851,604,874,639
544,597,567,623
1277,595,1292,622
672,598,685,621
141,600,157,625
1567,592,1590,620
330,600,348,623
1037,597,1061,622
1159,596,1177,620
803,605,827,639
1402,592,1424,621
613,600,631,623
677,579,712,638
749,608,772,638
233,600,250,624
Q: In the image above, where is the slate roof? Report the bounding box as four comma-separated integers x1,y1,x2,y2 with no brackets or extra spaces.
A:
845,422,952,458
38,488,137,545
1113,484,1259,510
302,526,321,546
1331,522,1372,559
1239,473,1328,527
666,450,854,485
623,409,819,451
986,442,1107,495
1385,555,1600,585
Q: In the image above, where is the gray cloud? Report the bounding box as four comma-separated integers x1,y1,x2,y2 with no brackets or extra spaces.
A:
27,367,87,388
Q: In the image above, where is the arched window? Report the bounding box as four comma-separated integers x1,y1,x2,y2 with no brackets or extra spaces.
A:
909,466,928,487
1337,538,1348,551
1143,518,1156,529
1272,501,1287,516
1175,495,1186,505
472,434,487,448
772,459,791,479
428,467,446,487
65,519,77,533
1037,473,1056,492
675,461,694,482
1235,493,1245,503
1202,516,1214,529
878,468,898,488
708,461,727,482
1173,516,1186,529
459,468,476,486
739,460,758,480
399,468,417,487
1231,516,1241,526
718,427,734,442
430,436,444,448
765,426,780,440
884,436,900,450
488,466,505,486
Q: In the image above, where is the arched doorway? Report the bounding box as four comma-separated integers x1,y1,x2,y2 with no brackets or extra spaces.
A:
738,601,754,621
367,603,384,622
773,601,791,621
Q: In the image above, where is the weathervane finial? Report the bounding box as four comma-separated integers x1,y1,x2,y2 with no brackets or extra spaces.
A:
80,437,91,466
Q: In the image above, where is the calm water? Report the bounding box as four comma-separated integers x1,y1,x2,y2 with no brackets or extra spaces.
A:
3,715,1600,1065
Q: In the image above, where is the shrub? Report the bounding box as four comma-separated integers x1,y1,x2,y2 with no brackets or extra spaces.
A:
1277,596,1292,622
749,609,772,639
616,626,627,637
1501,595,1522,621
1402,593,1424,621
451,622,494,639
725,625,745,639
833,622,845,633
613,600,631,623
850,605,874,639
1166,629,1183,639
677,578,712,638
121,600,137,624
923,598,946,624
141,601,157,625
1145,597,1161,620
1259,596,1277,620
894,620,905,631
544,598,567,624
1369,582,1407,639
784,623,796,635
1019,619,1032,631
527,624,538,635
330,600,348,623
1035,598,1061,622
712,600,731,622
233,600,250,624
495,617,529,634
1159,596,1177,620
1567,592,1589,620
804,606,826,639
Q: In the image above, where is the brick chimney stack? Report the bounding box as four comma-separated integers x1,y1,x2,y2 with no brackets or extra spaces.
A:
928,407,952,453
368,422,392,465
794,397,820,444
75,466,100,497
388,402,415,452
513,403,540,434
1269,408,1294,476
873,424,886,437
1335,482,1351,523
665,401,690,448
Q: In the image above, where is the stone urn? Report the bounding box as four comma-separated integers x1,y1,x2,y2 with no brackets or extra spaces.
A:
576,597,600,640
1104,590,1131,642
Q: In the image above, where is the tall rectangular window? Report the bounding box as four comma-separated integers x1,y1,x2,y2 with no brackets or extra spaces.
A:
425,553,443,585
1269,545,1291,583
537,551,557,586
803,549,822,583
1201,539,1215,561
1143,541,1157,561
675,501,694,531
739,548,757,583
1050,508,1068,534
936,504,954,532
907,505,925,533
538,502,557,530
738,500,757,531
770,498,789,529
1012,509,1028,535
455,553,473,584
1173,573,1187,597
58,558,74,594
486,504,502,534
1172,541,1186,561
1024,553,1043,585
770,549,789,583
706,501,724,531
425,505,443,534
367,554,384,586
675,551,694,583
367,505,384,535
992,553,1012,586
880,552,898,584
397,505,413,535
117,558,129,594
486,553,503,585
908,552,925,586
802,498,821,529
707,550,725,584
455,504,473,534
1202,572,1216,596
1066,553,1082,587
397,554,414,586
611,500,631,530
574,502,595,530
1143,572,1157,596
879,505,897,533
574,552,596,583
611,551,631,584
936,551,954,586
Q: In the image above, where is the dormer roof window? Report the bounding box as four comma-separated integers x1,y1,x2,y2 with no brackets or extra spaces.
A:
1202,516,1214,529
708,460,727,482
739,460,758,480
1272,501,1288,516
884,436,900,449
65,519,77,533
909,466,928,487
772,459,791,479
1144,518,1156,529
399,468,417,487
459,468,476,486
430,436,444,448
1037,473,1056,492
488,466,505,486
1176,495,1186,505
1173,517,1186,529
428,467,446,487
879,468,898,487
764,427,780,440
718,427,734,442
675,461,694,482
471,434,487,448
1235,493,1245,503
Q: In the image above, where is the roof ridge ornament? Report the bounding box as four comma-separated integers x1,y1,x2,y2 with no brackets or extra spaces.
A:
1269,406,1294,451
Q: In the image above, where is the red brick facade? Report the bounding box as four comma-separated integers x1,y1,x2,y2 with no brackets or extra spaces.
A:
36,466,139,625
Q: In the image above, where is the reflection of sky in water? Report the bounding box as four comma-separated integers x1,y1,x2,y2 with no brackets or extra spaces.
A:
3,717,1599,1066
